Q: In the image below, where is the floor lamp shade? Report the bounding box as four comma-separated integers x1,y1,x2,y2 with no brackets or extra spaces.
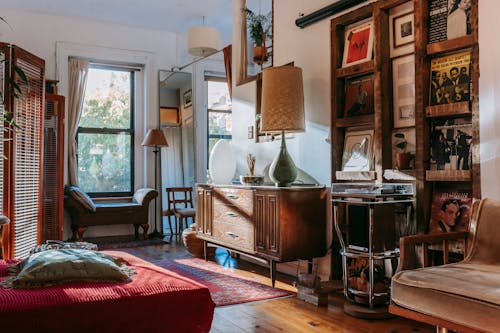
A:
188,26,220,57
142,129,169,147
261,66,305,187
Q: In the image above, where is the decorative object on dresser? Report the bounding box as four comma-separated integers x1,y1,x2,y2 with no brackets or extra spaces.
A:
260,65,305,187
196,184,327,287
208,139,236,184
240,153,264,185
141,128,168,239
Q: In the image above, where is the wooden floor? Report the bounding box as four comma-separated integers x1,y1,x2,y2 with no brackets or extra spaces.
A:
130,235,434,333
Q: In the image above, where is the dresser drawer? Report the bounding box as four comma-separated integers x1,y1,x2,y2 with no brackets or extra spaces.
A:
212,207,254,252
213,188,253,216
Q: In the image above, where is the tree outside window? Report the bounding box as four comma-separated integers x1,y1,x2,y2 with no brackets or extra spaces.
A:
77,66,135,196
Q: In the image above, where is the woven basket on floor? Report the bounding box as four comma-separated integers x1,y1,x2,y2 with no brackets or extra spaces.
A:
182,224,215,258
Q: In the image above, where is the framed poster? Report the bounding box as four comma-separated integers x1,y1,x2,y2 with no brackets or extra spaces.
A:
428,188,472,234
183,89,192,108
429,51,471,106
342,129,374,172
393,12,414,48
344,74,374,117
392,54,415,128
428,0,472,44
342,21,374,67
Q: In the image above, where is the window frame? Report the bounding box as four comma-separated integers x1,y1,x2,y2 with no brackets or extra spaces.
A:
76,63,136,197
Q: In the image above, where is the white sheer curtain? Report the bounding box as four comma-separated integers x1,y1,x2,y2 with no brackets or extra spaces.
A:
160,127,184,207
67,58,89,186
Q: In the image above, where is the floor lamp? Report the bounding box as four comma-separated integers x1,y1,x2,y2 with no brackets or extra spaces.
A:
142,129,168,239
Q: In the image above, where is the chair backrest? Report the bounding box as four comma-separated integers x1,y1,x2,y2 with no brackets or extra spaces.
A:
465,198,500,264
166,187,194,212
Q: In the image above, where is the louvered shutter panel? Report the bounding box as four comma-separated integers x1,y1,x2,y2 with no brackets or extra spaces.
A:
2,44,45,258
42,93,65,242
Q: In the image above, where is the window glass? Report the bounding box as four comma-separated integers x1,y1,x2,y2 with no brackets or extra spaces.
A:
77,66,134,195
207,80,232,157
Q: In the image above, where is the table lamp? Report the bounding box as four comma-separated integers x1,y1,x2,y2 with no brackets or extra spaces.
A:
142,129,168,238
260,66,305,187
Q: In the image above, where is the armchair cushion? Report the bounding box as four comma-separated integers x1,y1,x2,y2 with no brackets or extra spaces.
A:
66,186,96,212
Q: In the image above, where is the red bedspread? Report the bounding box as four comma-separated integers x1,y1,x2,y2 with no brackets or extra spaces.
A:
0,250,215,333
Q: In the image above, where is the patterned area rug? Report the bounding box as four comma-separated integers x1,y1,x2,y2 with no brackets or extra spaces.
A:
147,257,293,306
98,242,294,306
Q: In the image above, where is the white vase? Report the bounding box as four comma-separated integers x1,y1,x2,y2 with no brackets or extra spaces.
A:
208,140,236,184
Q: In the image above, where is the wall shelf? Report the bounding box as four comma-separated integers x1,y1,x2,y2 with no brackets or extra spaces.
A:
335,61,375,79
426,35,476,56
425,102,470,118
425,170,472,182
335,114,374,128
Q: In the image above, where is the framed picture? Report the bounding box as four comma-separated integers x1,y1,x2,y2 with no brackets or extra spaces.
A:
393,12,414,48
342,129,374,171
342,20,374,68
430,117,472,171
344,74,374,117
392,54,415,128
429,187,472,234
429,51,471,106
183,89,192,108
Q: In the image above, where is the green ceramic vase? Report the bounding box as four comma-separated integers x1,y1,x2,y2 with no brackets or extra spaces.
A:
269,131,297,187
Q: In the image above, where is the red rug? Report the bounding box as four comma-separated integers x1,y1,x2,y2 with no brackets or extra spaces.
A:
149,257,293,306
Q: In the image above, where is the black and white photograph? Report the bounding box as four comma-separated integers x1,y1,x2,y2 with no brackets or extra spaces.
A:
183,89,192,108
430,117,472,171
428,0,471,43
393,12,414,48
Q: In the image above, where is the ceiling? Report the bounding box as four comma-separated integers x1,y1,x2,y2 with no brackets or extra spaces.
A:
0,0,233,45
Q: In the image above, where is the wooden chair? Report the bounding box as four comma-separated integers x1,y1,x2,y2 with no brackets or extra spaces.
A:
166,187,196,235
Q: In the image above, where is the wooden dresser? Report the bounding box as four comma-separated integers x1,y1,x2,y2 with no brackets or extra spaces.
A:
196,184,327,286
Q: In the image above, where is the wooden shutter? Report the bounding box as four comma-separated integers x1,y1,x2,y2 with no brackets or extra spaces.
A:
41,93,65,242
2,44,45,258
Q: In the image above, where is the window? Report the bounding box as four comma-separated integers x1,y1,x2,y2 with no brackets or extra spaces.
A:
207,77,232,159
77,65,135,196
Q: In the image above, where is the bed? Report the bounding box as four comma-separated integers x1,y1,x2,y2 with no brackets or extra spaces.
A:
0,250,215,333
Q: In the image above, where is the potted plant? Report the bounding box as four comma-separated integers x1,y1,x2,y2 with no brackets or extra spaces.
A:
245,8,272,65
394,132,414,169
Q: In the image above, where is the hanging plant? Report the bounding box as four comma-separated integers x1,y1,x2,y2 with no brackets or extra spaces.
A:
245,8,272,65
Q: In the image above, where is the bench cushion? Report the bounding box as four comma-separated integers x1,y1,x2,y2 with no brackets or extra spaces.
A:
66,186,96,212
392,262,500,332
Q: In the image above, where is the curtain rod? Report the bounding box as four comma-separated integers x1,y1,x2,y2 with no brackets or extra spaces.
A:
171,48,223,72
295,0,368,29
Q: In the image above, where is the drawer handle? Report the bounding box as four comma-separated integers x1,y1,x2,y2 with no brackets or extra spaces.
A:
226,212,238,217
227,194,239,199
226,231,239,238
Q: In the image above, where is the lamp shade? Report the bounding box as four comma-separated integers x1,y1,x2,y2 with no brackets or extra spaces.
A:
142,129,168,147
260,66,305,133
188,26,220,57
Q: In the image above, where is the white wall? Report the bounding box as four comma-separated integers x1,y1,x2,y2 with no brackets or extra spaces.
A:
479,0,500,200
0,8,180,238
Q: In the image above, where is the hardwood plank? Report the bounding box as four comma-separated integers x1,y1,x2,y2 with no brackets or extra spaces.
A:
128,238,433,333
